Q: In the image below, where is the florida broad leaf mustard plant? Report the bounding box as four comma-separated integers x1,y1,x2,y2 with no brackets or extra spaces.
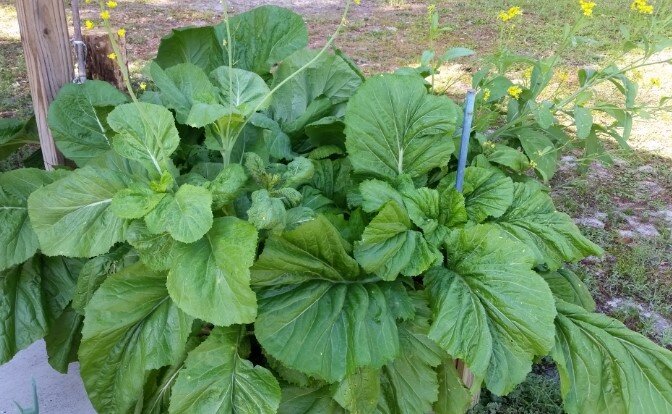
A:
1,3,672,414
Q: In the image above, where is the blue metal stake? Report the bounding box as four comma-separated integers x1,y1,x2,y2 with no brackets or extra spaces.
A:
455,89,476,192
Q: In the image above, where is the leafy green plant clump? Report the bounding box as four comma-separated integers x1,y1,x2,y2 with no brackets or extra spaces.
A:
1,5,671,414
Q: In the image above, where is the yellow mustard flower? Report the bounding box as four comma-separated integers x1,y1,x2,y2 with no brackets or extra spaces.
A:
498,6,523,22
108,52,117,60
140,82,147,91
523,67,533,81
117,28,126,37
631,69,643,81
107,1,118,8
100,10,110,20
650,78,662,87
354,0,361,4
508,85,523,99
84,20,95,30
631,0,654,14
579,0,596,17
482,88,491,101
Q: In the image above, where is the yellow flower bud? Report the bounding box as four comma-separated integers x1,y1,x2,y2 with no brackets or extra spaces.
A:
108,52,117,60
117,28,126,37
100,10,110,20
84,20,95,30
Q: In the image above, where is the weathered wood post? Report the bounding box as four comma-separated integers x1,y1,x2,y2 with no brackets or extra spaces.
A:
15,0,73,170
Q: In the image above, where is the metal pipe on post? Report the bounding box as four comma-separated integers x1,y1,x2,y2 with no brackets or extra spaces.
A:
71,0,88,84
455,89,476,191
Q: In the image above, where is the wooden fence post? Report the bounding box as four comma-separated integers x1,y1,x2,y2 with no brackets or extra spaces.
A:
16,0,73,170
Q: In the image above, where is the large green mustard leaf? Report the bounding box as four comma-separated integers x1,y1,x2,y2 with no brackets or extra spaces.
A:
269,50,362,134
252,216,402,382
551,300,672,414
425,225,556,395
44,305,82,374
155,26,221,73
0,117,39,161
47,80,128,165
108,102,180,174
0,168,67,271
211,66,271,115
345,74,457,181
354,201,440,281
279,386,346,414
125,221,176,271
494,181,603,270
149,62,217,124
378,292,443,414
214,5,308,76
0,256,81,364
28,153,145,257
155,6,307,75
144,184,213,243
433,359,474,414
79,263,192,414
333,367,381,414
439,166,514,223
169,325,281,414
539,268,595,311
168,217,258,326
72,245,137,314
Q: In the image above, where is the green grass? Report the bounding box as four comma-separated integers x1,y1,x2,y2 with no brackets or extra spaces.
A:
470,366,563,414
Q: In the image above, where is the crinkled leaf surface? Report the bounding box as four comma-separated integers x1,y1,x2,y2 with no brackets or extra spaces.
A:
110,184,166,219
0,168,67,270
439,167,513,223
168,217,258,326
425,225,556,395
247,189,287,231
155,26,221,72
516,128,558,181
144,184,213,243
169,325,281,414
214,5,308,75
539,268,596,311
354,201,440,281
334,367,380,414
252,216,402,382
47,80,128,165
551,300,672,414
149,62,217,124
279,386,346,414
72,245,137,314
79,263,192,414
108,102,180,173
345,74,457,180
211,66,271,115
495,181,602,270
28,153,144,257
269,50,362,131
379,292,443,414
155,6,307,75
45,305,83,373
434,359,473,414
0,256,81,364
207,163,248,209
0,259,47,364
125,221,176,271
